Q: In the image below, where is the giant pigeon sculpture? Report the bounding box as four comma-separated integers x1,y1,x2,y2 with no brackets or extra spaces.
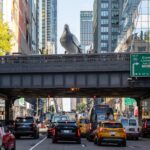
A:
60,24,82,54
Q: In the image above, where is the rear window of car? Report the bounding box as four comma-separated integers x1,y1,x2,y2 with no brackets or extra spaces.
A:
129,119,137,126
52,116,68,122
15,117,34,123
103,123,123,128
121,119,128,126
57,121,77,126
80,119,89,124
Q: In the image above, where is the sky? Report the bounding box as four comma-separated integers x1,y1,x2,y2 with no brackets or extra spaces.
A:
57,0,94,54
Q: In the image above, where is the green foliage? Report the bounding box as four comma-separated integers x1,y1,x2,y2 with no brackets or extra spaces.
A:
48,105,55,113
76,103,86,113
144,31,150,42
0,14,13,56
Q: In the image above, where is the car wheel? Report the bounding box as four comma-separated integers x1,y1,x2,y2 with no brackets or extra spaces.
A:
94,136,97,145
34,132,39,139
15,135,20,139
1,146,5,150
97,138,102,146
77,139,81,144
136,137,139,140
52,138,57,143
122,140,126,147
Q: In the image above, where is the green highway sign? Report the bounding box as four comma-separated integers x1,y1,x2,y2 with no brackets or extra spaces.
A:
130,53,150,77
125,98,135,106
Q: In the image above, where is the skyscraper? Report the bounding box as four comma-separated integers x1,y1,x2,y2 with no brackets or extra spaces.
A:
37,0,57,54
28,0,38,54
80,11,93,53
93,0,121,53
115,0,149,52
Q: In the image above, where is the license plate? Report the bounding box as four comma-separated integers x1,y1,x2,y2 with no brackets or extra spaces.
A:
63,130,70,133
110,132,115,135
129,128,135,131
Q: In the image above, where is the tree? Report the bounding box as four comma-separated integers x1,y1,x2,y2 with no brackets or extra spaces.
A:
0,14,13,56
76,103,87,113
48,105,55,113
144,31,150,42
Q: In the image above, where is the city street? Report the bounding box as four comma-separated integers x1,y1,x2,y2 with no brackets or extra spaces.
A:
16,135,150,150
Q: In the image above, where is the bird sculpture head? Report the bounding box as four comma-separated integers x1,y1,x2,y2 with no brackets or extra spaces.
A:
64,24,70,33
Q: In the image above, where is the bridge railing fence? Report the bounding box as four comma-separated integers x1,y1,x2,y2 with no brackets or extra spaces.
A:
0,53,130,65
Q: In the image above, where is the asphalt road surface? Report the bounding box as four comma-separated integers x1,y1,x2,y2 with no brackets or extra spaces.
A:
16,134,150,150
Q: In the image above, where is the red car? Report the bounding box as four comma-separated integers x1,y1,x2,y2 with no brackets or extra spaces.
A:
0,125,16,150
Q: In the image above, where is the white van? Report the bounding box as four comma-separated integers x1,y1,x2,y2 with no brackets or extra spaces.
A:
119,117,139,140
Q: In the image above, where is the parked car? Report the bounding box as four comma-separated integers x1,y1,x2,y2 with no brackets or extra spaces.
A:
0,122,16,150
119,117,139,140
141,118,150,137
47,115,69,138
14,116,39,139
52,121,81,144
94,121,126,146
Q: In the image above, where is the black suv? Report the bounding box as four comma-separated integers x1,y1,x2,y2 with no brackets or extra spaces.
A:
52,121,81,144
14,116,39,139
141,119,150,137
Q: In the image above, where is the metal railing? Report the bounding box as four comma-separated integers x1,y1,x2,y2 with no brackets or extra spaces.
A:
0,53,131,65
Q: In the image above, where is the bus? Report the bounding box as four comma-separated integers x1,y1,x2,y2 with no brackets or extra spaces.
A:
87,105,114,141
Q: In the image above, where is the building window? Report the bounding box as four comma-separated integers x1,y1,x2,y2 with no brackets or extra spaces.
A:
138,47,146,52
112,11,119,17
101,11,108,17
112,27,118,33
101,2,109,9
101,19,109,25
101,35,109,40
101,27,108,32
101,42,107,48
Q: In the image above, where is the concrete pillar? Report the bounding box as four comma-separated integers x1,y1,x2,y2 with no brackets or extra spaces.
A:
5,98,15,122
136,98,142,126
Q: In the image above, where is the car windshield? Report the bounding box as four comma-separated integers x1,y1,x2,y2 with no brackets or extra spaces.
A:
15,117,34,123
103,123,123,128
129,119,137,126
121,119,129,127
97,113,105,121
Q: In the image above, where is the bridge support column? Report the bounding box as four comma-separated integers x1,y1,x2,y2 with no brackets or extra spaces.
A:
5,98,15,122
136,98,142,126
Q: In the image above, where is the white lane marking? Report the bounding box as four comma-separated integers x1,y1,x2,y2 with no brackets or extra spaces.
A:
81,144,86,147
128,146,136,149
29,137,47,150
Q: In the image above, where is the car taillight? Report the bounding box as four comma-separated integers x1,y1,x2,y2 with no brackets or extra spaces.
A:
53,128,57,136
118,128,125,132
99,128,108,132
144,121,147,129
89,123,92,130
76,128,80,137
32,123,36,128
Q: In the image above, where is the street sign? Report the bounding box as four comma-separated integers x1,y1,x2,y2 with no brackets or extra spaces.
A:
130,53,150,77
125,98,135,106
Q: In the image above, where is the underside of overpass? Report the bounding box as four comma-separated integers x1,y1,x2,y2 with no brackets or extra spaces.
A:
0,87,150,99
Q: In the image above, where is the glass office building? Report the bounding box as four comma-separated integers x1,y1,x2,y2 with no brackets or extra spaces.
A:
37,0,57,54
115,0,149,52
80,11,93,53
93,0,121,53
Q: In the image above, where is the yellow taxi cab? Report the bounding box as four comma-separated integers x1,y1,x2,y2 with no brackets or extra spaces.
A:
77,118,90,137
94,121,126,146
